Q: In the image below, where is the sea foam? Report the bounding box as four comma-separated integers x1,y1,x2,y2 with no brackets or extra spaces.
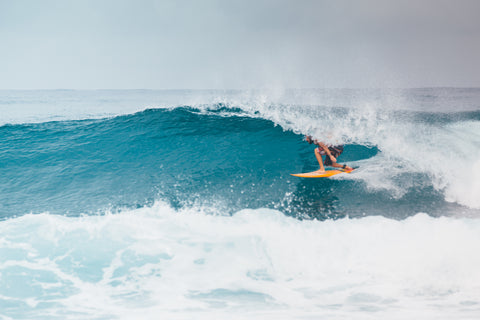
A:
1,202,480,319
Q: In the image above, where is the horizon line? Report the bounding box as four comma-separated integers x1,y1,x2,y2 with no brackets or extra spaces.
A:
1,86,480,91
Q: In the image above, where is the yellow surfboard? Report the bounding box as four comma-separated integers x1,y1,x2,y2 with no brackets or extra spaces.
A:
290,168,354,178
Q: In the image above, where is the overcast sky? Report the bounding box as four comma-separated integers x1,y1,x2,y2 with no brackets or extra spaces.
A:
1,0,480,89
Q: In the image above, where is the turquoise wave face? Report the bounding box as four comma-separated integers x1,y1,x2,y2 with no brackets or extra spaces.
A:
2,106,476,220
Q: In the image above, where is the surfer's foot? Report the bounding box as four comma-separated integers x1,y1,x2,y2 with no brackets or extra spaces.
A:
340,164,353,171
316,169,326,173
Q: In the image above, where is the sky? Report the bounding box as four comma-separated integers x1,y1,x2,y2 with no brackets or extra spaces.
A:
1,0,480,89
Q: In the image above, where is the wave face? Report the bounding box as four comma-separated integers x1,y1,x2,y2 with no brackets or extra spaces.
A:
0,88,480,319
1,91,479,219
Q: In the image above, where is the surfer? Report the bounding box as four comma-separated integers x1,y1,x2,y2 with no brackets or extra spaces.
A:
305,136,353,173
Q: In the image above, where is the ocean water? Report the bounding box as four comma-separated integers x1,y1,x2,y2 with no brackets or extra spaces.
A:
0,88,479,319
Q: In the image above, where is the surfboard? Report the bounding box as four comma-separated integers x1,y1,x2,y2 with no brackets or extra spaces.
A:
290,168,354,178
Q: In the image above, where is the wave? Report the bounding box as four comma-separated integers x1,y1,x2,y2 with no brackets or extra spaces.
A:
1,103,479,219
1,203,480,319
1,89,480,319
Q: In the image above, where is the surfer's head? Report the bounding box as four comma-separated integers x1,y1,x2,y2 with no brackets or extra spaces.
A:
305,135,313,144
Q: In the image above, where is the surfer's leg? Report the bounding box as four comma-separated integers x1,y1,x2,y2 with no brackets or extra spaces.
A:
314,148,326,172
330,162,341,168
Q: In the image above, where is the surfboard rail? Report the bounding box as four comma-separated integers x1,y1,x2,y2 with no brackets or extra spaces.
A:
290,168,354,178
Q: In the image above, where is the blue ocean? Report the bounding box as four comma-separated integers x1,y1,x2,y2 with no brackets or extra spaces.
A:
1,88,479,319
